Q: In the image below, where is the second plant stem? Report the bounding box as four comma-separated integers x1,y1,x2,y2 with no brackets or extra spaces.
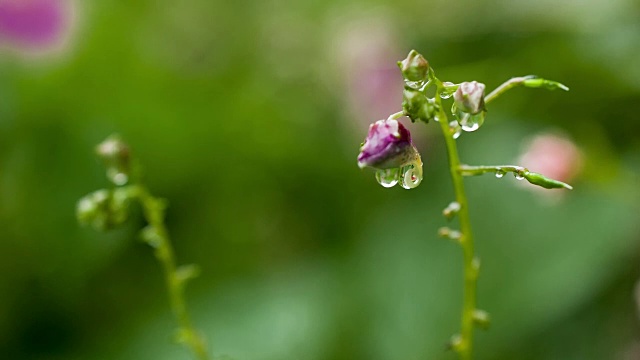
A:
134,185,209,360
434,86,478,360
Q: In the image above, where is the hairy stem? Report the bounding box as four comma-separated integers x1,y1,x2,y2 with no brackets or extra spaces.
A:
133,185,209,360
433,80,478,360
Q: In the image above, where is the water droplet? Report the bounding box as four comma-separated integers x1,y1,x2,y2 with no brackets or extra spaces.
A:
495,169,505,178
375,168,399,188
448,121,461,139
405,80,423,89
439,82,455,99
400,162,423,189
453,105,485,132
514,172,525,181
459,112,485,132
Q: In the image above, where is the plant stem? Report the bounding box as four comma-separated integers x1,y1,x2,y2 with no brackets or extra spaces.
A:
133,185,209,360
433,84,478,360
484,76,533,104
458,164,526,176
458,165,573,190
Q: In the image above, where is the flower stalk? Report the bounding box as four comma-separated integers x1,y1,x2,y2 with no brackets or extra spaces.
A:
433,79,478,360
77,136,209,360
357,50,572,360
133,185,209,360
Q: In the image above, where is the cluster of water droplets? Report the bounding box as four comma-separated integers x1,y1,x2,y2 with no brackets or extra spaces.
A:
452,104,485,132
374,160,423,190
493,167,526,180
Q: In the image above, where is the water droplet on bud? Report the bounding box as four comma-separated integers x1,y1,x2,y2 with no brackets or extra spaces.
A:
459,111,485,132
400,163,423,189
375,168,400,188
495,169,505,178
514,172,525,180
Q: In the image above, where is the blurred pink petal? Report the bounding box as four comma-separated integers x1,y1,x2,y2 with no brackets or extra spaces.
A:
331,10,403,125
517,132,583,199
518,133,583,183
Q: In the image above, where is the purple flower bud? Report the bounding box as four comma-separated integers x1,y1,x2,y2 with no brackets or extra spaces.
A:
453,81,486,115
0,0,69,48
357,119,417,170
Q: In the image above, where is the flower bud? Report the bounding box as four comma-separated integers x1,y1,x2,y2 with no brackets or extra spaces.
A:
76,188,132,231
96,134,131,186
402,87,436,123
398,50,429,82
453,81,486,115
357,119,416,170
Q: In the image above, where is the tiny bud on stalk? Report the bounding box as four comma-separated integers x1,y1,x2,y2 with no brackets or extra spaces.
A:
453,81,486,115
398,50,429,82
96,135,131,186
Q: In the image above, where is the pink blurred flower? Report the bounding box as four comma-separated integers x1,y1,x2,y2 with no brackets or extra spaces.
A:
331,10,404,126
517,132,583,197
0,0,75,53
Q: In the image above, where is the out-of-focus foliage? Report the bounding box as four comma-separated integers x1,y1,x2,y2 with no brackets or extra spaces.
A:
0,0,639,359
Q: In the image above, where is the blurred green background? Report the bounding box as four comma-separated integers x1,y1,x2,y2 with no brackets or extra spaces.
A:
1,0,640,359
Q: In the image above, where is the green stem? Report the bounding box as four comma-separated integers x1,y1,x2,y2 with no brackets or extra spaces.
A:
133,185,209,360
458,165,573,190
432,76,478,360
484,76,534,104
458,164,526,177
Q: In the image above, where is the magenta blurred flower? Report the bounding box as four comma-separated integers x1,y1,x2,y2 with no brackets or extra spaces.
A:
0,0,71,49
